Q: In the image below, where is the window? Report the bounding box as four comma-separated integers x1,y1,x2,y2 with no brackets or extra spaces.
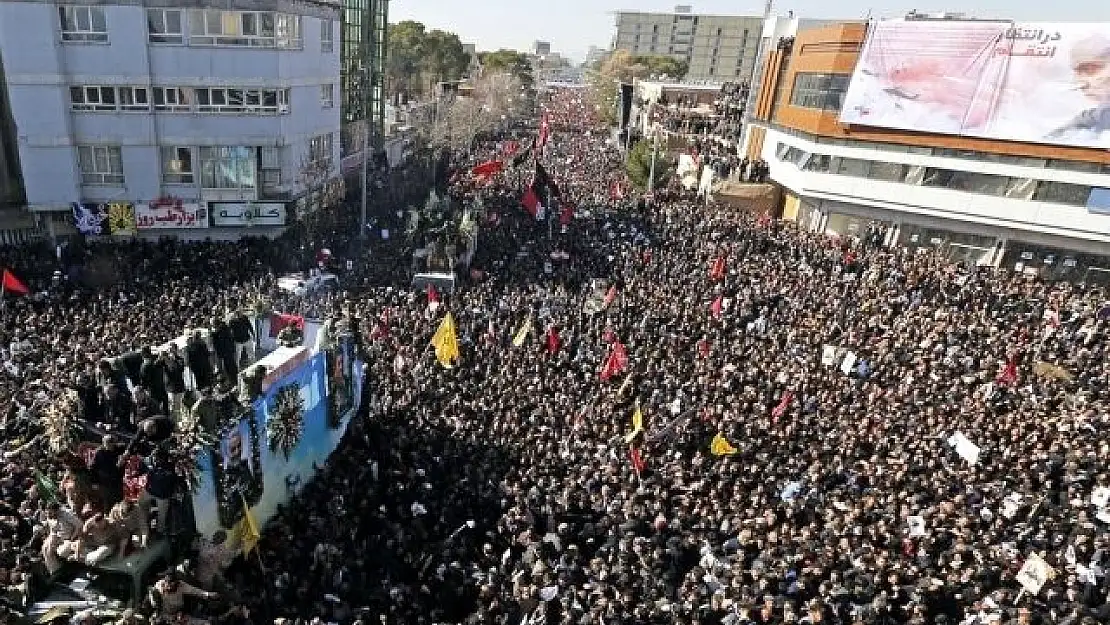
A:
59,6,108,42
147,9,183,43
308,133,333,167
260,147,282,193
320,19,333,52
320,84,334,109
834,158,870,178
77,145,124,185
1033,181,1093,206
199,146,256,190
803,154,830,173
161,147,194,184
70,86,115,111
867,161,907,182
118,87,149,111
781,147,804,165
153,87,193,112
70,86,148,112
789,73,851,111
189,10,300,48
195,87,288,113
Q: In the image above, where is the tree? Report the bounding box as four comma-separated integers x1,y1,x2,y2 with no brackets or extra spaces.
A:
587,50,688,125
625,137,674,192
479,49,534,88
428,72,526,153
386,21,471,101
421,29,471,93
386,21,427,103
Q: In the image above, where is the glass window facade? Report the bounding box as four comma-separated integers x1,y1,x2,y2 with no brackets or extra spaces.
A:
789,73,850,111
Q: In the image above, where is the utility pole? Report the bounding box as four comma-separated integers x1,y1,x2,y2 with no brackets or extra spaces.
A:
359,118,370,241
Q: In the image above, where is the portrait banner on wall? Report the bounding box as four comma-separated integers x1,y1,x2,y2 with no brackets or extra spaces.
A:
840,20,1110,149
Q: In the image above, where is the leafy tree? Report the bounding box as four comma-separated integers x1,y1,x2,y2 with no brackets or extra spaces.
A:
478,49,534,88
386,21,472,100
386,21,427,102
422,29,471,92
625,138,674,192
587,50,688,125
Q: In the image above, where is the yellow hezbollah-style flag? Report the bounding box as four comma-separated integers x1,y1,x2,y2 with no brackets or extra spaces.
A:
512,315,533,348
710,433,738,456
233,498,261,556
623,402,644,443
431,312,459,368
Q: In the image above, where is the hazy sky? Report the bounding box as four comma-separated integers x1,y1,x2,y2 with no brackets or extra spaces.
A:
390,0,1110,63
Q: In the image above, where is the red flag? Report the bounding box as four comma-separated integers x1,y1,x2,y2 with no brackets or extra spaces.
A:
603,285,618,307
538,113,551,148
609,181,624,200
521,185,541,218
696,338,711,358
602,327,616,344
600,341,628,382
996,357,1018,387
558,203,575,226
709,256,726,281
546,326,560,354
771,390,794,422
270,313,305,337
471,160,504,179
629,447,645,475
710,295,723,318
1,269,29,296
426,283,440,305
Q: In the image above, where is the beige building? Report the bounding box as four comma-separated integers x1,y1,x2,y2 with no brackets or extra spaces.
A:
611,5,763,81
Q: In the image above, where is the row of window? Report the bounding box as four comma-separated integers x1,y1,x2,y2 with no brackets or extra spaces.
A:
76,138,332,190
68,85,335,114
59,6,331,51
789,73,851,112
769,124,1110,178
778,143,1101,207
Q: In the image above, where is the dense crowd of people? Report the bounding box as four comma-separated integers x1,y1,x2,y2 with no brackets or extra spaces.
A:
1,84,1110,625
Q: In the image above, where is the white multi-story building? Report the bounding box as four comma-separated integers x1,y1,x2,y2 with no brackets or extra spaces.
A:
612,5,763,82
0,0,342,236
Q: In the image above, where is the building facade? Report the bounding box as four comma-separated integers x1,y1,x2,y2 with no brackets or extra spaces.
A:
0,48,25,211
0,0,342,235
612,6,763,81
743,19,1110,282
339,0,386,155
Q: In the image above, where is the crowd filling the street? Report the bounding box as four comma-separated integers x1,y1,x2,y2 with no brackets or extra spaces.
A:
1,86,1110,625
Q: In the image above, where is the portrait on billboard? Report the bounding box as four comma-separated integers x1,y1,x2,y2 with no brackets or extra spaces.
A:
839,20,1110,149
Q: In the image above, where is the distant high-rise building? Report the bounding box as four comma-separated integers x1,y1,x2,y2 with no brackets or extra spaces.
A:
612,6,763,81
533,41,552,56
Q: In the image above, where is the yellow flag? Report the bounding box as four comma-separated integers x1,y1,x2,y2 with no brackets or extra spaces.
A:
710,433,738,456
623,402,644,443
512,315,532,348
431,313,459,368
238,499,261,556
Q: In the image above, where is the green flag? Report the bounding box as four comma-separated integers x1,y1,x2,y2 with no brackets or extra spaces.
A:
34,469,59,504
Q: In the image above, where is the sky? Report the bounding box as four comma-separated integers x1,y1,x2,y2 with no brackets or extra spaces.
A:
389,0,1110,63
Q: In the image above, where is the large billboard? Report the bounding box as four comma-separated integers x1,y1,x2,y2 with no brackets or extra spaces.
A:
839,20,1110,149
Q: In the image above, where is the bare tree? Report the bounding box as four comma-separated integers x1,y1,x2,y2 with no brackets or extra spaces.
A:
298,136,334,216
426,71,525,153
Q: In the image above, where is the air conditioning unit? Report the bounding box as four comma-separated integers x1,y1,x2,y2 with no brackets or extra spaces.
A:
278,104,290,113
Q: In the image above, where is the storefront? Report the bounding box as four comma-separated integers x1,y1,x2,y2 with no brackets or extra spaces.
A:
899,224,999,266
1001,243,1110,284
209,201,288,228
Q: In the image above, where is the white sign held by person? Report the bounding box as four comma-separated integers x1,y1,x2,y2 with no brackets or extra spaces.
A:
1016,553,1055,595
948,431,981,465
821,345,839,366
840,351,857,376
1092,486,1110,508
907,515,927,537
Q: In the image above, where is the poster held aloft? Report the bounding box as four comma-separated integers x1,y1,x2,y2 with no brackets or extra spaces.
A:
1015,553,1055,595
